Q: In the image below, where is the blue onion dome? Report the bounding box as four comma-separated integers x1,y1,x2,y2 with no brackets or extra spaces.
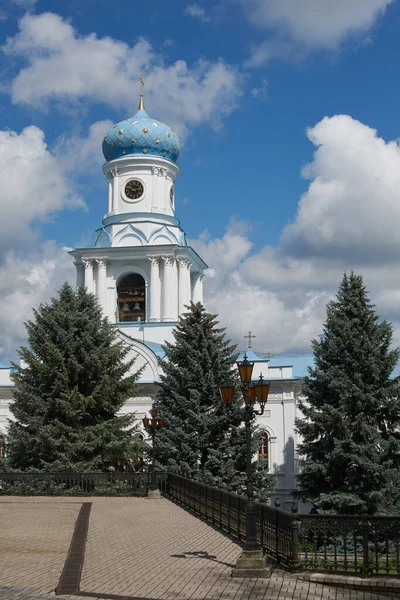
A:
102,94,180,163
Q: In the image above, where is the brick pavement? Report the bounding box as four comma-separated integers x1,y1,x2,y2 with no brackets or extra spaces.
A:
0,497,82,599
1,496,398,600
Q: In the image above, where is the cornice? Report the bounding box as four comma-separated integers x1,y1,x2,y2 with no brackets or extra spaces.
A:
102,155,180,177
70,244,208,270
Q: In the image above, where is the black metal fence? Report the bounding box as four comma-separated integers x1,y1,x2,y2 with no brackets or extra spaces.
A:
166,473,400,576
167,473,299,569
298,511,400,576
0,471,168,496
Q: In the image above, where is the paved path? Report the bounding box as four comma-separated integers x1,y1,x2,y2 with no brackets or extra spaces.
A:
0,497,396,600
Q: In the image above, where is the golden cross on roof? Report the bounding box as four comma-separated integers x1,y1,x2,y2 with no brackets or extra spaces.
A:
244,331,256,348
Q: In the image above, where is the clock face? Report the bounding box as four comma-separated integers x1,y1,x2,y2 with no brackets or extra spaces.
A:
170,186,174,204
125,180,144,200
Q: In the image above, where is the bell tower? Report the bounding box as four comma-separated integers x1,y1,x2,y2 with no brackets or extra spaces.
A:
70,90,207,345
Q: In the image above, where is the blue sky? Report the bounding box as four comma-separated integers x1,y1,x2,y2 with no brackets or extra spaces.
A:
1,0,400,361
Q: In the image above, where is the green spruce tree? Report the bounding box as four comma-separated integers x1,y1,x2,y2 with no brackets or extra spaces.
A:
155,302,276,499
7,283,141,472
296,272,400,514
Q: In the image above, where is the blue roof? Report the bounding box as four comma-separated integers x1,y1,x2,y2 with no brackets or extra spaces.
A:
144,341,165,359
269,357,293,368
292,356,315,378
102,108,180,163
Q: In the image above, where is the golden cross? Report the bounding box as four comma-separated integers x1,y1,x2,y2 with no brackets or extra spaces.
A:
139,75,145,93
244,331,256,348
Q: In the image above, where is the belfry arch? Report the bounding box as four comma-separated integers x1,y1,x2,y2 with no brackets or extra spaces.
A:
117,273,146,323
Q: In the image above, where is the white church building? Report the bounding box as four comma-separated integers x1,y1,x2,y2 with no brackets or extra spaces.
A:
0,92,313,509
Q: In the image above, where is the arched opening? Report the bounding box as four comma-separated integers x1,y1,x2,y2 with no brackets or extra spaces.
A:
258,431,269,471
117,273,146,322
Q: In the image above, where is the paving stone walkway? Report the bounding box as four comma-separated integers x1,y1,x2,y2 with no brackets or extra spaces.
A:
0,497,397,600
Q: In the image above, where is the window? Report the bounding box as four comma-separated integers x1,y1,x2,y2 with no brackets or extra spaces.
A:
117,274,146,322
258,432,269,471
0,435,5,458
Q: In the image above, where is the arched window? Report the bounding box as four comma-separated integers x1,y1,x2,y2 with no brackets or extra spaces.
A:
117,274,146,322
258,432,269,471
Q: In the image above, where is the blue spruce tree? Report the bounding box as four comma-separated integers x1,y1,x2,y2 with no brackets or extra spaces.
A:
7,283,141,471
155,302,276,499
296,273,400,514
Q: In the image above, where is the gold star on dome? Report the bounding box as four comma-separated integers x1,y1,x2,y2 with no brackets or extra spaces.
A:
104,136,107,141
173,146,176,150
108,155,111,159
118,129,124,135
122,150,126,154
113,125,117,128
111,142,115,147
153,123,159,127
166,132,170,138
131,120,137,124
155,139,160,145
163,151,167,156
143,128,149,133
131,138,136,144
143,148,148,153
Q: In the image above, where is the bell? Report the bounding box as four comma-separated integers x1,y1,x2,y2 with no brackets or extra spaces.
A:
133,302,141,311
122,302,130,312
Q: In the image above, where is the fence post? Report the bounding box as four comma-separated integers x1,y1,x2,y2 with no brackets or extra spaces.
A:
227,492,231,534
291,501,299,570
275,497,281,561
361,505,369,576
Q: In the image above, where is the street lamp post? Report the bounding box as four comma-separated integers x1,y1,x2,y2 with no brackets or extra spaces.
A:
219,353,271,578
143,407,165,498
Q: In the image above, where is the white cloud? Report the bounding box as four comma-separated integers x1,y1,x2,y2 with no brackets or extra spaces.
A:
239,0,394,47
191,114,400,354
184,4,210,22
282,115,400,261
54,120,113,174
3,12,243,138
193,220,254,273
235,0,396,66
0,242,74,361
0,125,84,253
191,226,330,354
251,78,268,99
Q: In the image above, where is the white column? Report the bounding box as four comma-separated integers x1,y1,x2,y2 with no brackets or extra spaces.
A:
162,256,175,322
149,257,161,322
107,177,112,214
192,271,204,304
111,168,119,213
178,259,191,316
96,259,107,314
82,259,94,294
74,261,84,287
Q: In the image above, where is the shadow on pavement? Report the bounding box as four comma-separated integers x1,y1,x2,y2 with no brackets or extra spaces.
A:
170,549,235,568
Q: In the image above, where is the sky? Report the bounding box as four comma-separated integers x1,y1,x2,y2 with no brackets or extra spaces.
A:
1,0,400,362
